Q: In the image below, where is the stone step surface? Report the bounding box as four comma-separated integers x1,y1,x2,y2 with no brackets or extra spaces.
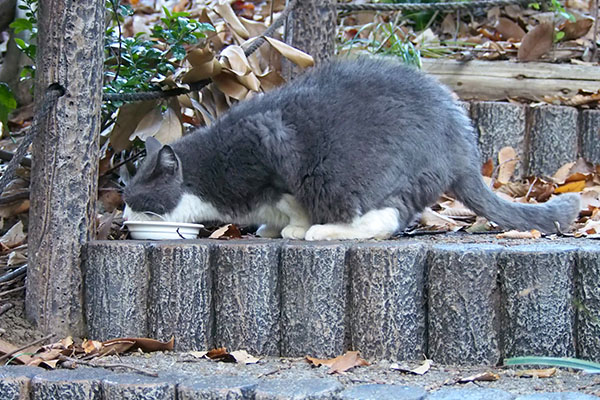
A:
2,360,600,400
84,236,600,364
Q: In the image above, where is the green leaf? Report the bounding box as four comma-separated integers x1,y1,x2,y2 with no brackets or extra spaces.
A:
171,44,186,60
555,31,565,41
0,83,17,132
0,83,17,109
529,2,541,9
504,356,600,374
14,38,27,51
9,18,33,33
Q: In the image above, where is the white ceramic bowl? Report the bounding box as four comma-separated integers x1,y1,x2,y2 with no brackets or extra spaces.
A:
123,221,204,240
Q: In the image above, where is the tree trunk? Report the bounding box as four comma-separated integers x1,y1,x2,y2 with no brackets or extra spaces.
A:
283,0,336,79
26,0,105,336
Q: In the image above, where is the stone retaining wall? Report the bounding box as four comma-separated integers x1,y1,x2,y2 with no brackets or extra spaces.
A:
84,238,600,364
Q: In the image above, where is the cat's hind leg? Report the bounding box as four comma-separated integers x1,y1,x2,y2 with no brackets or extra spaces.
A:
254,194,311,239
277,194,312,239
305,208,400,241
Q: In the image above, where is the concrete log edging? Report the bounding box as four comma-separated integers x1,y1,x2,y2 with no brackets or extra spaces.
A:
83,238,600,364
469,102,599,178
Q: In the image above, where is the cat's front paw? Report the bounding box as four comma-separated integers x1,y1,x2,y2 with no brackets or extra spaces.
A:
281,224,309,240
305,224,341,241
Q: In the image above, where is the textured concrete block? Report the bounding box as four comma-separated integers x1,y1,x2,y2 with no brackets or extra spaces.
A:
212,240,281,356
178,375,258,400
84,241,150,340
0,366,45,400
102,373,176,399
348,242,427,360
527,105,578,176
499,245,577,358
281,243,348,357
580,110,600,164
472,102,527,178
147,242,212,350
337,384,427,400
30,369,108,400
428,388,515,400
575,246,600,362
428,244,503,365
254,378,342,400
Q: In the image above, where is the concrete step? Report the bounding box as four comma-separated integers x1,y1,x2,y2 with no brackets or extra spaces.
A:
83,236,600,364
2,363,600,400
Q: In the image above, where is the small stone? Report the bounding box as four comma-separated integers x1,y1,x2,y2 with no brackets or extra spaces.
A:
338,384,427,400
254,377,342,399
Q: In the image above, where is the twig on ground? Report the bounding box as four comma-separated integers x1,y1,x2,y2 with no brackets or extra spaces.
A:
0,302,13,317
0,265,27,284
0,333,54,363
0,285,25,297
257,364,292,378
58,355,159,377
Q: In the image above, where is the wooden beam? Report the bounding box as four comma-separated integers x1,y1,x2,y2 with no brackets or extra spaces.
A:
422,58,600,101
27,0,105,335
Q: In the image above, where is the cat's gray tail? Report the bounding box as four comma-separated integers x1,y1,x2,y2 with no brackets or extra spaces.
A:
452,172,581,233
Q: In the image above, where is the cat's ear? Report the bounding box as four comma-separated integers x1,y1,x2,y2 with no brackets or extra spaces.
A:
145,136,162,154
155,145,180,176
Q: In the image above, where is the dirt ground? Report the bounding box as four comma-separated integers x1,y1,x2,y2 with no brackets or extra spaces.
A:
0,293,46,347
2,289,600,396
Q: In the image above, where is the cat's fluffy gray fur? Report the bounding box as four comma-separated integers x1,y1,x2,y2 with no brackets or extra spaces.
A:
123,57,580,239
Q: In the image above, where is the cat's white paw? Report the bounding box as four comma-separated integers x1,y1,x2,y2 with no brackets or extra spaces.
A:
281,224,309,240
305,224,341,241
256,224,282,238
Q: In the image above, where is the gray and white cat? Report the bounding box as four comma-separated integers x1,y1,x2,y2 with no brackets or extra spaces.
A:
123,58,580,240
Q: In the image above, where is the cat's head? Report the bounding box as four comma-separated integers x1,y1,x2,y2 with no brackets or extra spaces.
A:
122,137,185,221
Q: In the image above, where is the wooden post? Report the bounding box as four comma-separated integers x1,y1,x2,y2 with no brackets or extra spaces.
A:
26,0,105,335
283,0,336,78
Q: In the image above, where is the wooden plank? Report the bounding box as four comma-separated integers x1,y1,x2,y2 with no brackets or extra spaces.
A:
27,0,105,335
422,58,600,101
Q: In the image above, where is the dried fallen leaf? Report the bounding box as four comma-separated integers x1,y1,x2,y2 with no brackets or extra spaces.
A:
553,161,577,184
560,18,593,40
458,371,500,383
214,1,250,39
516,367,557,378
264,37,315,68
497,146,518,184
481,159,494,177
494,17,526,40
496,229,542,239
229,350,260,364
109,100,157,152
555,180,586,194
391,359,433,375
306,351,369,374
82,339,103,354
0,338,34,365
0,221,26,250
518,22,554,61
209,224,242,239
